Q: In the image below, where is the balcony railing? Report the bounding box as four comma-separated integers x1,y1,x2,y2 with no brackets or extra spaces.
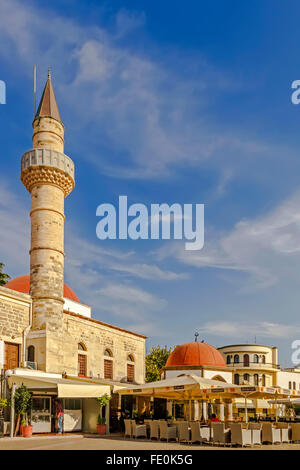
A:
228,361,280,369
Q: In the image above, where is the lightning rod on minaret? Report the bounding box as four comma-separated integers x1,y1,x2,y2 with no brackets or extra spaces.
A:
33,64,37,116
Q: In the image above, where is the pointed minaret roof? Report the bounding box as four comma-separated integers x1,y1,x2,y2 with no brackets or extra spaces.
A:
35,69,62,122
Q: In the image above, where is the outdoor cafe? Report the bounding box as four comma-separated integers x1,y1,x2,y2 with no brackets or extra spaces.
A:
117,374,300,446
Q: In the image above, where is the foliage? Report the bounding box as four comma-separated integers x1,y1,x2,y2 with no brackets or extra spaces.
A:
95,394,111,408
95,393,111,430
132,409,138,418
14,385,32,415
0,398,7,410
97,415,106,425
0,262,10,286
145,345,173,382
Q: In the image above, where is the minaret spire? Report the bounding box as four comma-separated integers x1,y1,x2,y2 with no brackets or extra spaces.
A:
34,70,62,124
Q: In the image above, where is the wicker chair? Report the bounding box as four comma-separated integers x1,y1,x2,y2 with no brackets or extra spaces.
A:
131,420,147,439
291,423,300,443
212,422,230,446
262,423,281,444
177,421,190,444
124,419,132,438
276,422,289,443
189,422,202,444
149,420,160,440
159,421,177,442
249,423,262,446
230,423,252,447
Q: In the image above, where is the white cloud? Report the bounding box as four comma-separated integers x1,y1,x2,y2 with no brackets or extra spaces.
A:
0,182,29,277
159,190,300,289
199,321,300,339
110,263,188,281
0,0,273,182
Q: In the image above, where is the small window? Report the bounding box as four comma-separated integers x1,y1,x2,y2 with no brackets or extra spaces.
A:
289,381,292,389
293,382,296,390
254,374,259,386
234,374,240,385
78,343,86,351
127,354,134,362
27,345,35,362
226,355,231,365
243,354,249,367
253,354,259,363
262,374,266,387
234,355,239,364
104,349,113,357
243,373,250,383
261,355,266,364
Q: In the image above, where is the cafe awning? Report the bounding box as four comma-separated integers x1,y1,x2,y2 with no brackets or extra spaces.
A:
57,383,110,398
6,368,111,397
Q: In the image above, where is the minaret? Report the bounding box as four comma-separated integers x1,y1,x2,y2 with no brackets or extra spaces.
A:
21,70,75,335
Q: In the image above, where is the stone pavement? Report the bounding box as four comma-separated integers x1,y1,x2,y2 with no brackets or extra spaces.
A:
0,434,300,450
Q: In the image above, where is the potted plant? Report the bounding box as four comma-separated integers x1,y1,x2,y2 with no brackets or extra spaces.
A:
13,384,32,437
95,394,111,435
96,415,106,435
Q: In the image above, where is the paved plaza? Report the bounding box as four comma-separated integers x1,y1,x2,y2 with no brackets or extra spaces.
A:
0,434,300,450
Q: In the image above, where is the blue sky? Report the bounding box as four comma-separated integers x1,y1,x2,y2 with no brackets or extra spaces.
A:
1,0,300,365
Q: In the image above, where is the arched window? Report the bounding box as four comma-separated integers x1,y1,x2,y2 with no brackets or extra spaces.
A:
261,355,266,364
234,374,240,385
104,349,113,379
78,343,87,377
27,345,35,363
243,373,250,384
226,355,231,365
127,354,135,383
254,374,259,386
262,374,266,386
293,382,296,390
243,354,249,367
234,355,239,364
253,354,259,363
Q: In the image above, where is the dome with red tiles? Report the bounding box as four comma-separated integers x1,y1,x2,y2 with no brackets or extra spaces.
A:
5,275,79,302
166,340,226,368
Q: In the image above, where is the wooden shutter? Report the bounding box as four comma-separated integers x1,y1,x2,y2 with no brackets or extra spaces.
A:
127,364,134,383
4,342,19,371
104,359,113,379
78,354,86,376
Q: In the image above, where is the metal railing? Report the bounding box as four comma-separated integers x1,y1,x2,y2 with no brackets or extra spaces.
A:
228,361,280,369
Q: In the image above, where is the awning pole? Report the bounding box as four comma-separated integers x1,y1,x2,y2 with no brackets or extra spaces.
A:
244,396,248,424
10,382,16,438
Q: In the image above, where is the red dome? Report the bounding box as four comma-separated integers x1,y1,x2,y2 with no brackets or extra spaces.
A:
5,275,79,302
166,341,226,368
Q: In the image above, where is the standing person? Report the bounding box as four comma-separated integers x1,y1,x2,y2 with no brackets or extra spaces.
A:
55,400,64,434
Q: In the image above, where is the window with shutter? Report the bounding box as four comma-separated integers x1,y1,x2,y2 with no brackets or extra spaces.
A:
127,364,134,383
78,354,87,376
104,359,113,379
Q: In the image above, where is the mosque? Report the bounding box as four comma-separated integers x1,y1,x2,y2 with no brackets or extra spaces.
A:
0,71,146,435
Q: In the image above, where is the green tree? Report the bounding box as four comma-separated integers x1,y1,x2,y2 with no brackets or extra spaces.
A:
0,263,10,286
145,345,173,382
95,393,111,425
13,384,32,436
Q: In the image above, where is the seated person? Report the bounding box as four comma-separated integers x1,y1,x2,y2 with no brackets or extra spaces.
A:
210,413,220,422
